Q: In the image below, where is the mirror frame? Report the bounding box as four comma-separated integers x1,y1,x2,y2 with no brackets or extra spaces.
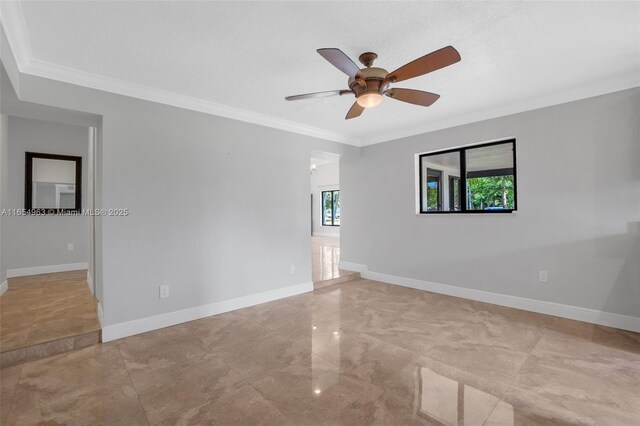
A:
25,151,82,214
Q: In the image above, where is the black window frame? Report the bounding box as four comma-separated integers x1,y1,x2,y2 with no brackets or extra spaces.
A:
418,139,517,214
321,190,340,226
448,175,460,211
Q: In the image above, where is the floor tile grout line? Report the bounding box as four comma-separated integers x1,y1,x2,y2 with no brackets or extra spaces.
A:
114,341,154,426
480,339,539,426
1,363,25,424
245,382,299,425
242,360,315,426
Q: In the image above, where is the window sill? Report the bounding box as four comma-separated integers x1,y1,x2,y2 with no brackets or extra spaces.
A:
416,210,518,216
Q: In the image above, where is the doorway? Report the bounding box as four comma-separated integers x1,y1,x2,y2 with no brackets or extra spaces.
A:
309,153,357,288
0,115,101,367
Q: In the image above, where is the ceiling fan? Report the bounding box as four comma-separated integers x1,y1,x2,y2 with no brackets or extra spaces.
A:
285,46,461,120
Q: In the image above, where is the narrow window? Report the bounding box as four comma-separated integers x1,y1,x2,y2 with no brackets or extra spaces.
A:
448,176,460,211
418,139,516,214
322,190,340,226
426,169,443,211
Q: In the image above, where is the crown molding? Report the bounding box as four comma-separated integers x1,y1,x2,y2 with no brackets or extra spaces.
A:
22,58,361,146
361,72,640,146
0,1,31,69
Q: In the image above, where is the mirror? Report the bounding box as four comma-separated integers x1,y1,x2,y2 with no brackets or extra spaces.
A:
25,152,82,212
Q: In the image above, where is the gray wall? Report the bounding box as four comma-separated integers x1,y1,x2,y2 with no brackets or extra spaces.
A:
0,35,359,325
3,116,89,271
311,161,340,237
342,88,640,317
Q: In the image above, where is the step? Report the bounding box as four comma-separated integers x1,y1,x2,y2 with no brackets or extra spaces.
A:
313,271,361,290
0,330,101,368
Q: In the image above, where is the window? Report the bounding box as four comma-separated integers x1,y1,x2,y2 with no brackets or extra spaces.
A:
426,169,442,211
418,139,516,214
322,190,340,226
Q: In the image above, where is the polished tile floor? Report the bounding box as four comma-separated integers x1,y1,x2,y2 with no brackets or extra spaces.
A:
0,270,100,353
311,235,355,283
1,278,639,425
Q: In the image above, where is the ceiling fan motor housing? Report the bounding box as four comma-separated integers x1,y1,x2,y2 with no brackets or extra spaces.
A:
348,66,389,97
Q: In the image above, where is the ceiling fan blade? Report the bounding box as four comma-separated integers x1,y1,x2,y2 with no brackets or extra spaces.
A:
345,101,364,120
386,46,461,83
285,90,351,101
317,48,363,79
385,88,440,106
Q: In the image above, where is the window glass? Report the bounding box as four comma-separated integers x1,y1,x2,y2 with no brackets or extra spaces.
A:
420,151,461,212
322,190,340,226
332,191,340,225
465,143,515,211
418,140,516,214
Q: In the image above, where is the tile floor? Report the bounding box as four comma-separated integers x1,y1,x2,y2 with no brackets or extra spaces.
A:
311,236,356,284
0,270,101,366
1,278,639,425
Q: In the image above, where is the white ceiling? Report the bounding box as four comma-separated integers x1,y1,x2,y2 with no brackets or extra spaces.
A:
2,1,639,146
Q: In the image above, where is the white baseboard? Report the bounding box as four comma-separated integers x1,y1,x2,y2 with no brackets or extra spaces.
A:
312,232,340,238
0,280,7,296
86,271,94,296
340,261,640,333
101,281,313,342
338,261,368,273
6,262,88,278
97,302,104,328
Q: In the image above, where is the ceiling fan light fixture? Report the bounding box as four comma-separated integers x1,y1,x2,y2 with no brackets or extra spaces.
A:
356,91,383,108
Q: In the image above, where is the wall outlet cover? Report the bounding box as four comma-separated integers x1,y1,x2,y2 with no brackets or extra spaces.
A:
67,243,74,251
159,285,169,299
539,270,548,282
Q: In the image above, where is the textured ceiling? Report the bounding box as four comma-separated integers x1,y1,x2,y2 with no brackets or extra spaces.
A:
10,1,640,145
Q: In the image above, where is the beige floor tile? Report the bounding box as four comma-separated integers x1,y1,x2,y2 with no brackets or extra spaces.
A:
186,311,267,349
217,331,313,381
5,344,148,425
129,354,245,424
0,270,99,354
0,364,22,423
117,324,210,374
156,384,293,426
4,277,639,425
250,356,384,424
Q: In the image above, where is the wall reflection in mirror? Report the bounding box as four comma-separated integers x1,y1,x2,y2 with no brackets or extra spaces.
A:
25,152,82,212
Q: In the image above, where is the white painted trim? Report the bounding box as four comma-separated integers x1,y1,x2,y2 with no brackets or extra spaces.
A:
86,270,94,296
338,261,368,274
0,280,8,296
97,302,104,328
364,74,640,145
0,1,31,70
24,59,361,146
101,281,313,342
6,262,88,278
340,262,640,333
312,232,340,237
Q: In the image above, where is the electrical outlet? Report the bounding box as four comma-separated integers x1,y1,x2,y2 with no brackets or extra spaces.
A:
289,264,295,275
539,270,548,282
67,243,74,251
159,285,169,299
